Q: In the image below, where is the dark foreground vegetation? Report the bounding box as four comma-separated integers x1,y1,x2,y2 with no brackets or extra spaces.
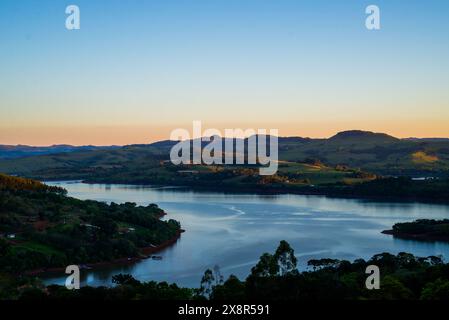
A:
0,174,181,273
1,241,449,300
383,219,449,242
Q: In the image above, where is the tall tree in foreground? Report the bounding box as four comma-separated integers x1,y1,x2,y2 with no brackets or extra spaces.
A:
274,240,298,276
199,265,224,298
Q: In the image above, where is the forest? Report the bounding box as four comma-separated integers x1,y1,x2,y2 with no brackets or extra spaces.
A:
0,174,181,273
383,219,449,242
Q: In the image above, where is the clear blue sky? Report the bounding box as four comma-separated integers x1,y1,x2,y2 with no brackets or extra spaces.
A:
1,0,449,145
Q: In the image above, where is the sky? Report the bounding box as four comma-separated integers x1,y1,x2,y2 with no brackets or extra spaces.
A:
1,0,449,146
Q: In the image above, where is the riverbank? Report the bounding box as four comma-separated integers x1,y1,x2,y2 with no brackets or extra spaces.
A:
69,178,449,205
24,229,185,277
382,219,449,243
382,229,449,242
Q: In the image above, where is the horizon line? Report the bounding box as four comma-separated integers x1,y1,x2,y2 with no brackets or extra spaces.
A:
2,130,449,148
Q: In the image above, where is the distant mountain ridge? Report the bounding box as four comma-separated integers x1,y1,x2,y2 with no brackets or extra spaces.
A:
329,130,399,143
0,144,120,159
1,130,449,178
2,130,446,157
404,138,449,142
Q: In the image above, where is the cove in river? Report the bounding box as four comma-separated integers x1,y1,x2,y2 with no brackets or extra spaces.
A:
42,181,449,288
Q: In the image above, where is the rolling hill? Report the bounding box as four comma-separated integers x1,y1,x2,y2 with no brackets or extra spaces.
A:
0,130,448,180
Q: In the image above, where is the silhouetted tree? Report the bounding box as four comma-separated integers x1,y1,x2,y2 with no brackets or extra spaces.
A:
274,240,298,276
199,269,215,298
251,253,278,277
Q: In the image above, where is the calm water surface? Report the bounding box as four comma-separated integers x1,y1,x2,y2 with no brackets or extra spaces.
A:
42,182,449,288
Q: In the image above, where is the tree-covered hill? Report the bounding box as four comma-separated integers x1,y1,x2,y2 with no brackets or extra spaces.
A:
0,174,181,273
383,219,449,242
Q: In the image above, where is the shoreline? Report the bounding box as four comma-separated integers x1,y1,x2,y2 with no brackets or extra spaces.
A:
24,229,185,277
382,229,449,243
45,178,449,205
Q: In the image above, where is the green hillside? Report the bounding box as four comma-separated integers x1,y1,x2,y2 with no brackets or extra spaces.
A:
279,131,449,176
0,174,181,273
0,131,449,182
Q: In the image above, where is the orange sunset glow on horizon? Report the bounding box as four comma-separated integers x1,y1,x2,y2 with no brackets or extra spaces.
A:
2,119,449,146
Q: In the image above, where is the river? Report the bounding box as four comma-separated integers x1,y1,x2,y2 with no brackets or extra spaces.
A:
42,181,449,288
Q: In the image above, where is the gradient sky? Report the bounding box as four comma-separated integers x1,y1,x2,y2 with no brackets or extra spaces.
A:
1,0,449,145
